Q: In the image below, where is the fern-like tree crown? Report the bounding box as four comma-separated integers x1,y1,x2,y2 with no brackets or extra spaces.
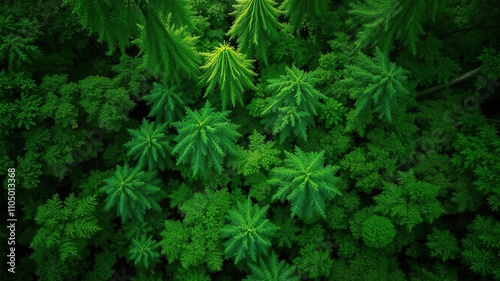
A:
124,119,172,171
172,101,241,179
269,147,342,222
200,42,256,109
228,0,282,65
221,199,279,264
99,164,164,222
343,47,410,122
261,66,326,143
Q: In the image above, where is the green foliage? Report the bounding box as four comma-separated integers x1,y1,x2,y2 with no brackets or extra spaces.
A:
143,81,189,124
0,15,42,70
228,0,282,65
64,0,141,53
230,130,282,176
452,124,500,212
343,47,410,122
129,234,161,269
374,170,445,231
99,164,164,223
318,97,348,128
461,215,500,279
361,215,396,248
269,147,342,222
124,119,172,171
426,228,459,261
30,194,101,280
199,42,256,109
349,0,445,54
172,101,241,179
139,11,200,84
261,66,326,143
281,0,328,32
160,188,231,271
292,225,332,279
78,75,135,131
244,252,300,281
220,199,279,264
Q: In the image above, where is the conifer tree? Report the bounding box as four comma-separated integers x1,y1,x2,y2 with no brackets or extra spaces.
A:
129,234,161,270
143,81,189,124
172,101,241,179
349,0,445,54
65,0,199,84
199,43,256,109
0,15,42,70
123,119,172,171
269,147,342,222
99,164,164,222
343,47,410,122
244,252,300,281
281,0,329,32
220,199,279,264
228,0,282,65
261,66,326,143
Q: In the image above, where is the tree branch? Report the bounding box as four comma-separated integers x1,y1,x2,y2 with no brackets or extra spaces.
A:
416,66,483,98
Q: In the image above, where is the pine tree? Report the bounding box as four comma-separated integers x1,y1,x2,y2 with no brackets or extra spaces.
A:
349,0,445,54
65,0,199,84
199,42,256,109
269,147,342,222
143,81,189,124
172,101,241,179
123,119,172,171
228,0,282,65
281,0,329,32
220,199,279,264
261,66,325,143
129,234,161,270
0,15,42,70
426,228,460,262
138,7,200,84
244,252,300,281
461,215,500,279
99,164,164,222
342,47,410,122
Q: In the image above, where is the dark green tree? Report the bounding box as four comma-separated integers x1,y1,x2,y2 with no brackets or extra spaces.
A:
349,0,445,54
0,15,41,70
172,101,241,179
65,0,199,83
269,147,342,222
373,170,445,231
99,164,164,222
123,119,171,171
199,42,256,109
143,81,189,124
261,66,325,143
281,0,329,32
361,215,397,248
228,0,282,65
220,199,279,264
129,234,161,270
30,194,101,281
342,47,410,122
244,252,300,281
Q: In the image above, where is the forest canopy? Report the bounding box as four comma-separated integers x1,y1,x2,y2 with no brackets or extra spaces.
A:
1,0,500,280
